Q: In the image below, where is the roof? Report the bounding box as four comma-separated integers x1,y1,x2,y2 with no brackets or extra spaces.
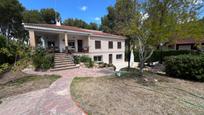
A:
23,23,126,39
176,39,204,45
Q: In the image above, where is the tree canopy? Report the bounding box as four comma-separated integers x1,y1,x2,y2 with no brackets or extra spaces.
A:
63,18,99,30
40,8,60,24
23,10,45,24
23,8,60,24
101,0,138,36
0,0,25,38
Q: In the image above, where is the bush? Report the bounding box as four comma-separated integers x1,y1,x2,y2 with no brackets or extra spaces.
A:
80,55,91,62
73,56,80,64
133,50,200,62
32,48,54,70
0,35,31,67
73,55,94,68
0,63,10,75
85,59,94,68
165,54,204,81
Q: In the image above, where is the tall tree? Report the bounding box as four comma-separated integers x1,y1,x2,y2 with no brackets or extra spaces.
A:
129,0,204,75
101,0,139,69
87,22,98,30
0,0,25,39
101,0,138,35
23,10,45,23
63,18,88,28
100,6,115,33
40,8,60,24
63,18,99,30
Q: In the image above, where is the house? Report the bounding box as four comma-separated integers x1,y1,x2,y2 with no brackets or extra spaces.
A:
23,22,127,67
173,39,204,50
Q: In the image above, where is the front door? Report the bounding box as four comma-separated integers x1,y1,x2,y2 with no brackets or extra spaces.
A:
77,40,83,52
109,54,112,64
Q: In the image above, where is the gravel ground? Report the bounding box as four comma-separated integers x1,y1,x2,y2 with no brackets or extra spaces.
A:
71,76,204,115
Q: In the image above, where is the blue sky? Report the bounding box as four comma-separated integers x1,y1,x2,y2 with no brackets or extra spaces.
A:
19,0,116,24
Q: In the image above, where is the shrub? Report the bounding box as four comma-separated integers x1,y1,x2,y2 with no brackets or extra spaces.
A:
165,54,204,81
73,55,94,68
73,56,80,64
85,59,94,68
80,55,91,62
0,63,10,75
133,50,200,62
32,48,54,70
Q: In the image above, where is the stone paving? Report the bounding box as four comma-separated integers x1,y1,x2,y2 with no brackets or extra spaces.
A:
0,67,114,115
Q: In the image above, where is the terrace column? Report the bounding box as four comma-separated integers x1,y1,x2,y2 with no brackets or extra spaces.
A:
65,33,68,47
75,39,78,52
87,35,91,52
29,30,36,48
64,33,69,53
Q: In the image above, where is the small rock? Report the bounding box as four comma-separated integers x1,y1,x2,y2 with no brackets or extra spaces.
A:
144,78,148,81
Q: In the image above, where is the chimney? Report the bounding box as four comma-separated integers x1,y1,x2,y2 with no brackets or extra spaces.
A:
56,18,61,26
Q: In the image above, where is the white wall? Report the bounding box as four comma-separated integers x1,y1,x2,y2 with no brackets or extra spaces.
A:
88,36,126,65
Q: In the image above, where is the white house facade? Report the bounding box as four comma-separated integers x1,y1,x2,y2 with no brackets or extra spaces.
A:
24,23,127,66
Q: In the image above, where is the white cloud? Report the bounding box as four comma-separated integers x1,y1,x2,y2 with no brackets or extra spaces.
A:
95,17,100,21
80,6,87,11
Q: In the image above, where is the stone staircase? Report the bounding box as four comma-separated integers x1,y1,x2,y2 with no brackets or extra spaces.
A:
50,53,79,71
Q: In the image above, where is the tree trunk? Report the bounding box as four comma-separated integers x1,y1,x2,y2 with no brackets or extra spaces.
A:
139,60,144,76
127,39,131,71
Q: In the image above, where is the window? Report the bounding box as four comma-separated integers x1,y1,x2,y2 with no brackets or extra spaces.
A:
68,40,75,48
94,56,102,62
95,41,101,49
109,41,113,49
117,42,121,49
116,54,122,60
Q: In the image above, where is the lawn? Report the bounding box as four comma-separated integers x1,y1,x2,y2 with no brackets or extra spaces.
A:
71,69,204,115
0,72,60,99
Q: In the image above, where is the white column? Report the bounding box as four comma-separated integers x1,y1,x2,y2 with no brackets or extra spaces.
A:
75,39,78,52
65,33,68,47
29,30,36,48
87,35,91,52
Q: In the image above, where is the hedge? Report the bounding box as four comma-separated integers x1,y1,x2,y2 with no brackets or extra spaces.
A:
164,54,204,81
131,50,200,62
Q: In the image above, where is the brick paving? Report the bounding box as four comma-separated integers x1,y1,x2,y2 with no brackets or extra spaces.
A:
0,67,114,115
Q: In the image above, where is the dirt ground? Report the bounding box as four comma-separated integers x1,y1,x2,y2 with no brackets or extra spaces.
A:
71,74,204,115
0,72,60,99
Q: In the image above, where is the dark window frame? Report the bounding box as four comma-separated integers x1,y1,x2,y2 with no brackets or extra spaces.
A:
94,55,103,62
116,54,122,60
108,41,113,49
117,42,121,49
95,40,101,49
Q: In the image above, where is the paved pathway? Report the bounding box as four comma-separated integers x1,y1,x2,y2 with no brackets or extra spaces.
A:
0,67,114,115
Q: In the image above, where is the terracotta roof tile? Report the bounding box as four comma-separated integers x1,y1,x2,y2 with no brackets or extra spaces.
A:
24,23,125,39
176,39,204,44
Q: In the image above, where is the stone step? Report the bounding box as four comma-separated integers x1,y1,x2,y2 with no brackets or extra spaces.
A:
54,62,74,65
54,64,76,68
54,57,73,60
50,65,79,71
54,60,73,63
